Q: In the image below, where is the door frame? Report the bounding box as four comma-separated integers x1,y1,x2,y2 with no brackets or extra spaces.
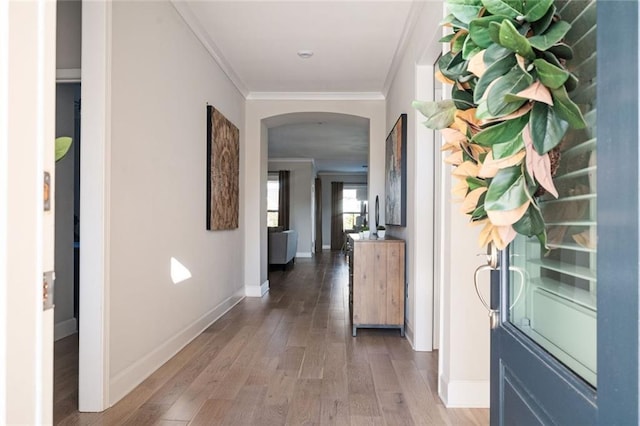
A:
78,0,112,411
595,1,639,422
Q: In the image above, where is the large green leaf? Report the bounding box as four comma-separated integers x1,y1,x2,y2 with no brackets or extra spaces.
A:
452,86,475,110
469,15,510,48
471,202,488,221
523,0,553,22
474,54,517,103
413,100,457,130
486,66,533,117
529,102,569,154
551,86,587,129
542,52,579,92
531,4,556,35
441,13,470,30
488,21,502,45
481,0,523,19
485,166,529,212
483,44,513,64
439,33,456,43
55,137,73,162
493,134,525,159
462,36,482,60
548,43,573,60
473,114,529,146
529,21,571,51
513,204,545,237
471,191,488,220
439,51,469,81
498,20,535,60
447,0,484,25
451,31,468,53
533,58,569,89
467,176,488,190
475,99,492,120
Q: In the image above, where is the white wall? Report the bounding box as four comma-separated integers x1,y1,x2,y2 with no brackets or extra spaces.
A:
384,0,490,407
244,100,385,296
100,1,245,405
318,173,367,249
268,160,315,256
54,84,77,340
56,0,81,71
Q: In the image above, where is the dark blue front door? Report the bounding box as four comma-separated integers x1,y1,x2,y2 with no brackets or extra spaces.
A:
490,1,640,424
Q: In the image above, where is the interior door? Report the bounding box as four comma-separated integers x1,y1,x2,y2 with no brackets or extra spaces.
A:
485,1,640,424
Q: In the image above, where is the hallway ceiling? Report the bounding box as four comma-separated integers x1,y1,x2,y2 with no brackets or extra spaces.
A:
268,112,370,173
178,0,427,173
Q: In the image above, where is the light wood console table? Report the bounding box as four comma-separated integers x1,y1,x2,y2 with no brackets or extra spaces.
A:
347,234,406,337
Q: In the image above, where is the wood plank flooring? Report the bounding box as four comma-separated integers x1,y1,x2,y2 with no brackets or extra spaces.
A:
54,252,489,425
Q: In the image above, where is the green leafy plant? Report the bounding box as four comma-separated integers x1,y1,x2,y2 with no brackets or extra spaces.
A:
377,225,386,231
55,137,73,162
414,0,585,250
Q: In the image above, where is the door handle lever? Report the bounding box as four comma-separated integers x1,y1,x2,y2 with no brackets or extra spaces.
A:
474,264,500,329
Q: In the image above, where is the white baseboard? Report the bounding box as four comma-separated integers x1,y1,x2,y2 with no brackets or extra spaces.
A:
322,245,330,250
54,318,78,341
439,374,489,408
109,290,245,405
246,280,269,297
296,252,312,258
405,322,415,349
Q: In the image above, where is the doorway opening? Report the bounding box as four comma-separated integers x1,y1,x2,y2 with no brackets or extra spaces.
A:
53,82,81,422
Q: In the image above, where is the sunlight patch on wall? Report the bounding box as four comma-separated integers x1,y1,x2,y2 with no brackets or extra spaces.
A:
170,257,192,284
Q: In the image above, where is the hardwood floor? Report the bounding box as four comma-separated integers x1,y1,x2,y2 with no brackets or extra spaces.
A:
54,252,489,425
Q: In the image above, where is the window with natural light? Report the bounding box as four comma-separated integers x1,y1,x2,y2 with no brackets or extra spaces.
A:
267,176,279,227
343,186,367,230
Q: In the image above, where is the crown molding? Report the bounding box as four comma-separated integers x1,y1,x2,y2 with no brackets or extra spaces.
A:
268,158,316,165
247,91,385,101
382,0,426,97
56,68,81,83
170,1,249,98
317,171,367,177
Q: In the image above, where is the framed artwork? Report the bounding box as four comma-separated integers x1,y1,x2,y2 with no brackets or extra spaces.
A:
206,105,239,230
385,113,407,226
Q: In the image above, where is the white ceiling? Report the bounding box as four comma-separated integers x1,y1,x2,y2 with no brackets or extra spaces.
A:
268,112,370,173
178,0,426,172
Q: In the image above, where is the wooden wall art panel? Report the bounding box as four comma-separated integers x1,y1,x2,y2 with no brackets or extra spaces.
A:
206,105,239,230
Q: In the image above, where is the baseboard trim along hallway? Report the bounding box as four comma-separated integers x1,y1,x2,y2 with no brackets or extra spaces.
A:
109,289,245,405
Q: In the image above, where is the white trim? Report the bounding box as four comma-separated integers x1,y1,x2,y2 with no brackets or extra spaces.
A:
54,319,78,341
404,322,415,349
322,245,331,250
245,280,269,298
79,1,112,412
170,1,249,98
269,158,315,165
296,252,312,258
56,68,81,83
411,63,436,352
439,374,489,408
247,91,385,101
382,1,426,96
0,0,8,418
109,292,244,405
316,171,367,177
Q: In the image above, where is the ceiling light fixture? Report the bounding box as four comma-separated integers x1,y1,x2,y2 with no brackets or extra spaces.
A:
297,50,314,59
